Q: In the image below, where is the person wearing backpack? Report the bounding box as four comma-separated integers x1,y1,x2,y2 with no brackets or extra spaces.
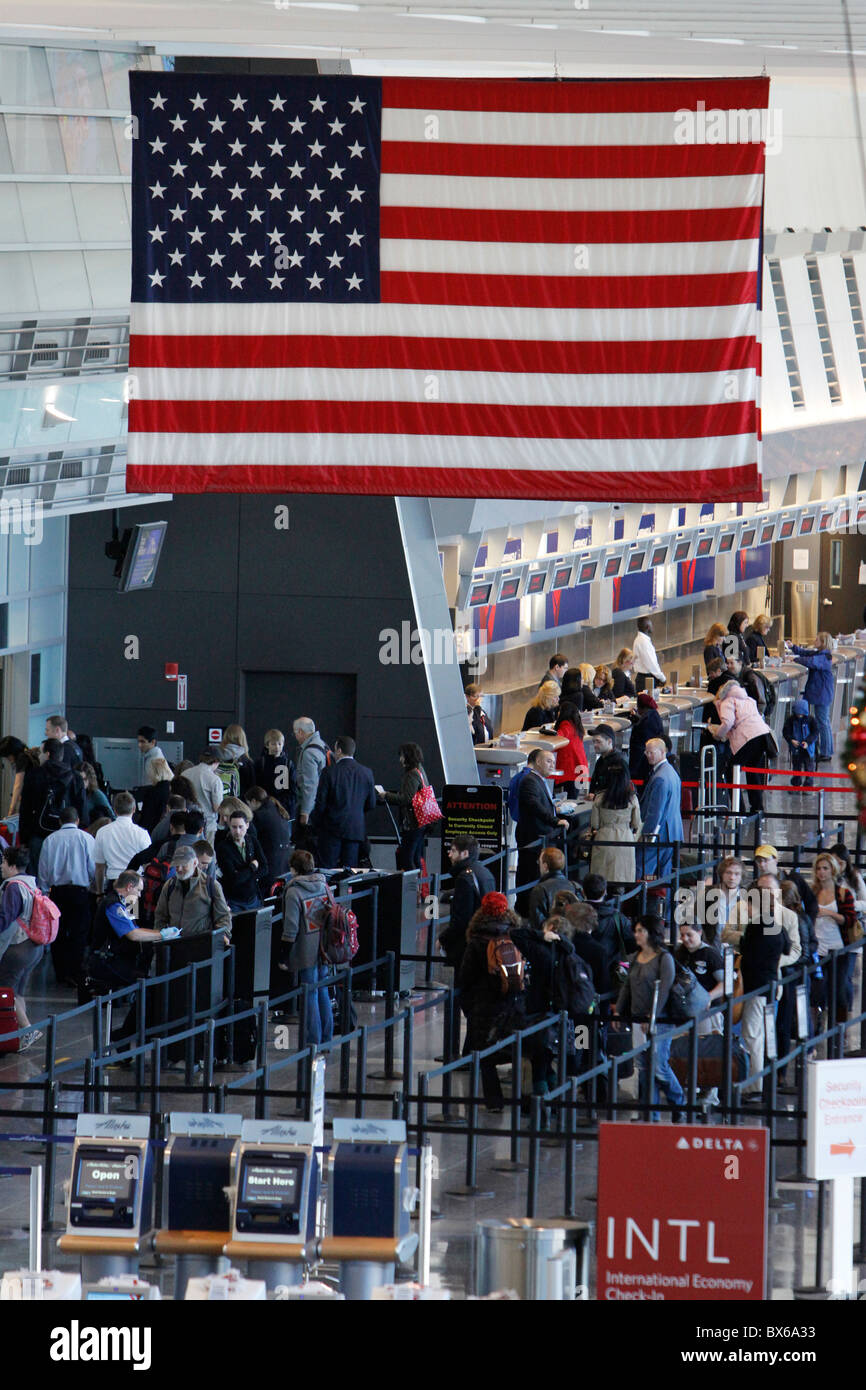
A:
215,725,256,797
457,892,526,1112
281,849,334,1046
437,836,495,1055
19,737,86,873
0,846,59,1050
154,845,231,939
512,912,596,1100
36,807,95,989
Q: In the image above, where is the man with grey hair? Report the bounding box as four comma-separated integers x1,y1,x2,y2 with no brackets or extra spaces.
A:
293,717,331,841
639,738,682,880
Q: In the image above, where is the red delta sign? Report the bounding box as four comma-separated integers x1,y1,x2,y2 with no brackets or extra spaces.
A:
597,1122,768,1301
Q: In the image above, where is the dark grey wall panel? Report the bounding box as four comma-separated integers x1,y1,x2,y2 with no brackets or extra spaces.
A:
66,494,443,790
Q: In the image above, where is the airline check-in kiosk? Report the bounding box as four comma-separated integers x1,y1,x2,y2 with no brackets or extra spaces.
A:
155,1112,242,1298
58,1115,153,1282
224,1119,317,1292
324,1118,418,1300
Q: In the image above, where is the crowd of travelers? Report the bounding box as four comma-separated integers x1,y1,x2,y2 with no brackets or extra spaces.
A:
0,715,419,1053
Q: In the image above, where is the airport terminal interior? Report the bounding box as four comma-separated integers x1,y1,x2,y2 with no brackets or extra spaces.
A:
1,0,866,1313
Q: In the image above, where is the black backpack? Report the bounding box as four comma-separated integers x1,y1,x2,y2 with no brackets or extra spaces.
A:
750,668,776,717
552,948,598,1018
39,779,70,834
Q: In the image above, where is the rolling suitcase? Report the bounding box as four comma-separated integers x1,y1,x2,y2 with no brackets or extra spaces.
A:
0,986,19,1053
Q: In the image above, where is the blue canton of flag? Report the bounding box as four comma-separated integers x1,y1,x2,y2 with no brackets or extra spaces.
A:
130,73,381,302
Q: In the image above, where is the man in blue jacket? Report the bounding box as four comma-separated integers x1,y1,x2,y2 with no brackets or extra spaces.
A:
787,634,835,761
639,739,683,880
311,735,377,869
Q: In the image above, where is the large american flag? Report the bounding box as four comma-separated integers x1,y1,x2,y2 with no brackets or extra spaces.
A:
127,73,767,501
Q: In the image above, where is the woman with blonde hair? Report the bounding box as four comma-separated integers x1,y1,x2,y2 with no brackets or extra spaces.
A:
810,851,856,1020
744,613,772,665
135,755,173,834
592,664,614,702
522,680,560,731
611,648,636,700
216,724,256,797
787,632,837,762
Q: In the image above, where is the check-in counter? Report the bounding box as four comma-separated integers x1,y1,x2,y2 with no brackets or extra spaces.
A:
656,695,695,757
832,646,860,732
669,689,714,752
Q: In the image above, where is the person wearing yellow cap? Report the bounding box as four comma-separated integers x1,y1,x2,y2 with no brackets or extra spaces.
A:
752,844,818,922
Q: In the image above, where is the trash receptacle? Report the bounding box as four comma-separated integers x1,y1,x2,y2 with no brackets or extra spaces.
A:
475,1219,592,1300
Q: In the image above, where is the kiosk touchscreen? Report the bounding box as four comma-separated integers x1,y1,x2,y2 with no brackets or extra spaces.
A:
66,1117,152,1239
230,1120,317,1245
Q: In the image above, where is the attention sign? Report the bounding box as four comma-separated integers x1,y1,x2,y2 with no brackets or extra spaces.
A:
597,1122,768,1301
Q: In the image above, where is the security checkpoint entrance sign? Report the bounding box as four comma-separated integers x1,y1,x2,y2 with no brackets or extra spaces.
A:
806,1057,866,1180
597,1123,768,1301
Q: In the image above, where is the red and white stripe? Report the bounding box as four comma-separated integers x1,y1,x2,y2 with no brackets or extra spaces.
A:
128,76,767,501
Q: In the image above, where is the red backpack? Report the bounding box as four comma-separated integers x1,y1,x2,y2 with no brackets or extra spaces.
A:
16,882,61,946
139,856,173,929
301,884,360,966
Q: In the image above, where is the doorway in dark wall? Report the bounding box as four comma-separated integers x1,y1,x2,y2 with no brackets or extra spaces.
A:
241,672,357,753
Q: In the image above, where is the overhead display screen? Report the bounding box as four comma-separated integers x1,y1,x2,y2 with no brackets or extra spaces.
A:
551,565,572,590
695,535,714,558
626,551,646,573
526,571,547,596
738,527,756,549
468,582,492,607
498,576,521,602
578,560,597,583
650,545,668,567
672,539,691,563
718,532,735,552
603,555,622,578
778,518,796,539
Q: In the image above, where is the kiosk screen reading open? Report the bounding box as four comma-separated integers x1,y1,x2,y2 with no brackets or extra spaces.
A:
71,1148,137,1228
468,582,492,607
799,516,815,535
650,545,668,567
603,555,622,578
237,1154,306,1235
739,527,756,549
778,518,796,539
498,576,521,602
551,565,572,589
718,532,735,552
672,539,691,563
695,535,714,558
526,571,547,596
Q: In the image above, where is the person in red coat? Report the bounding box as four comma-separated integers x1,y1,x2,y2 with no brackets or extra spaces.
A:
552,702,589,797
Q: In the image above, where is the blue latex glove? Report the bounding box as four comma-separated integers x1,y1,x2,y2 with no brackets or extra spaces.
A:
160,927,181,941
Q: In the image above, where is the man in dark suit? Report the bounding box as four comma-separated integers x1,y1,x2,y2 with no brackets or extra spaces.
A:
515,748,570,914
437,834,496,1056
311,735,377,869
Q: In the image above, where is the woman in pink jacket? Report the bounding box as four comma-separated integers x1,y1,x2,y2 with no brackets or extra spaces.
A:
711,678,774,813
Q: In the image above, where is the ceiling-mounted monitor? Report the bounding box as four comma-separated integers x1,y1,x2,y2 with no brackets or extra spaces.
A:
738,524,757,550
650,543,669,567
671,536,691,564
836,504,850,530
799,513,815,536
496,573,523,603
550,562,573,590
117,521,168,593
577,558,598,584
818,510,835,533
603,554,622,578
694,532,715,559
468,581,493,607
525,569,548,597
758,519,777,546
717,531,736,553
625,548,647,574
777,516,797,540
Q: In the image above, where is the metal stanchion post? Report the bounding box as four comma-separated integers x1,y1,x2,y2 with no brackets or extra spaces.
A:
564,1079,578,1218
527,1095,541,1218
29,1164,43,1274
355,1028,368,1118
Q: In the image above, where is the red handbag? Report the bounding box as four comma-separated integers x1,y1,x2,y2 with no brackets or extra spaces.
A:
411,781,442,828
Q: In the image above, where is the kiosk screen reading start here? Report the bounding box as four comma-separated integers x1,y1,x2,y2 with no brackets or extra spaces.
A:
237,1154,305,1234
71,1149,137,1228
